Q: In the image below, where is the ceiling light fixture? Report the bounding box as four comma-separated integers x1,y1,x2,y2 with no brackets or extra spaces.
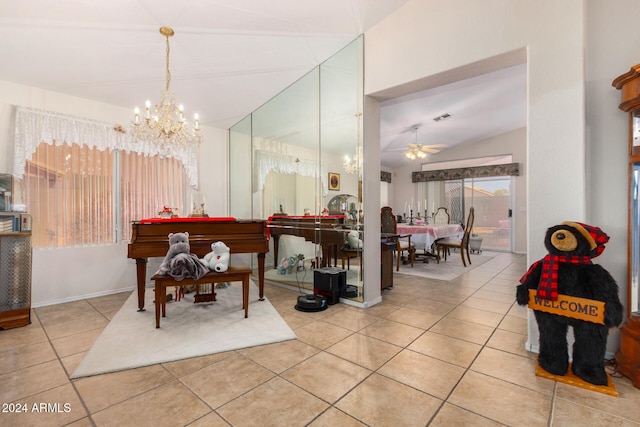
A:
405,147,427,160
433,113,451,122
405,125,428,161
132,26,201,155
401,124,447,161
344,112,363,177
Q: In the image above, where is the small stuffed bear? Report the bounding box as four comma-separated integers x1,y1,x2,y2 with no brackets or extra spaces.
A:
277,254,304,275
156,232,208,281
516,222,623,385
202,241,231,273
347,230,363,249
156,232,191,275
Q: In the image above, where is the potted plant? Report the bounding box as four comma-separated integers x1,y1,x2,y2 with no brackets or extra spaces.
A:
469,233,483,254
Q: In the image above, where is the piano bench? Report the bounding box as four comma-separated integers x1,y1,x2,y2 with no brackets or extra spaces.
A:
151,265,252,328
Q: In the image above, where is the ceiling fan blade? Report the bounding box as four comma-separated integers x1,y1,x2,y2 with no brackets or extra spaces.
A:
420,144,448,150
382,147,410,152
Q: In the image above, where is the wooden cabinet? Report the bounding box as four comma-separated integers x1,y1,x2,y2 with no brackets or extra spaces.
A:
381,240,395,289
612,64,640,388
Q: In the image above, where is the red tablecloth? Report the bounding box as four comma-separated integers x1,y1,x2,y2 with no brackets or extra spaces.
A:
396,224,463,249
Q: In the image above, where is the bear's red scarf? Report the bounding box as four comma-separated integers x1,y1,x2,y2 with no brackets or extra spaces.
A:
519,255,592,301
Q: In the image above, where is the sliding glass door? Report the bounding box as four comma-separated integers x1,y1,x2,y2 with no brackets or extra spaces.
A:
443,176,512,252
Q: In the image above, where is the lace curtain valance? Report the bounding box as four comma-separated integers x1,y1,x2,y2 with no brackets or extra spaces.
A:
254,150,327,194
13,106,198,188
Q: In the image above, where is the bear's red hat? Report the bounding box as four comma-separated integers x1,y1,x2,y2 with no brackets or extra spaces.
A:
562,221,609,257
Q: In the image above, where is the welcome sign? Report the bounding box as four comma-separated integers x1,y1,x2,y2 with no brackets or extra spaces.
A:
528,290,605,325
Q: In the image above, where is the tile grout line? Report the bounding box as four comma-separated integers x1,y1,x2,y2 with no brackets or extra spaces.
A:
31,305,97,426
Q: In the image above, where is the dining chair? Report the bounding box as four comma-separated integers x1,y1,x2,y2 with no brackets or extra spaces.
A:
431,206,451,260
433,207,450,225
341,244,363,279
341,230,363,278
381,206,415,271
435,207,475,267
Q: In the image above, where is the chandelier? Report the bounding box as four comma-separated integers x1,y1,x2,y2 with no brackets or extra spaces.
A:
132,27,201,155
344,146,363,175
343,112,363,176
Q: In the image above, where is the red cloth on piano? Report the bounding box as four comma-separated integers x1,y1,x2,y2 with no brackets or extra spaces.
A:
139,217,237,223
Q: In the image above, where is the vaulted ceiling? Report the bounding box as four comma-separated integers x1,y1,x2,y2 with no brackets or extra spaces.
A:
379,64,527,168
0,0,526,168
0,0,409,128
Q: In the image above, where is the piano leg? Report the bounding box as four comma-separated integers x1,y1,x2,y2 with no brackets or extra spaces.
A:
258,253,265,301
321,246,329,267
272,235,280,269
320,244,339,267
135,258,148,311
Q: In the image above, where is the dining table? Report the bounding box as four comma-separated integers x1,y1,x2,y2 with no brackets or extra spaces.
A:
396,223,464,261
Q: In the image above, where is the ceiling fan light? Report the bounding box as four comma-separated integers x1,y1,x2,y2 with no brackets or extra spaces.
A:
417,151,426,159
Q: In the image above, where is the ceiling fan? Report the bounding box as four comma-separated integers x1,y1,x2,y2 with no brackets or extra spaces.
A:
386,125,448,160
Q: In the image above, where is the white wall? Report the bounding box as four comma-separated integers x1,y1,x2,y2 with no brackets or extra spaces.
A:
365,0,624,352
585,0,640,354
0,80,227,306
364,0,595,352
366,0,586,262
364,0,637,357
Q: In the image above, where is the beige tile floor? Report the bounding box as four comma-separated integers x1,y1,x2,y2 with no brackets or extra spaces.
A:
1,252,639,426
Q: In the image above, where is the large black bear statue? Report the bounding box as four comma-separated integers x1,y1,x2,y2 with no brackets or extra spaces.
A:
516,222,623,385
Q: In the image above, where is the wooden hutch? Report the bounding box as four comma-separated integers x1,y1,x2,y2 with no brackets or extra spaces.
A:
612,63,640,388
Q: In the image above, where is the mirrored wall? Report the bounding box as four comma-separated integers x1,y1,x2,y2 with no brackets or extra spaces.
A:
229,36,364,302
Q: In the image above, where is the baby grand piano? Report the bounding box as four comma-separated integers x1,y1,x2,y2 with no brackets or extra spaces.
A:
268,215,346,267
127,217,268,311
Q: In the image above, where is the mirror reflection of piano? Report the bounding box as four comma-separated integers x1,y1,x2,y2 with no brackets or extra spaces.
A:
268,215,346,268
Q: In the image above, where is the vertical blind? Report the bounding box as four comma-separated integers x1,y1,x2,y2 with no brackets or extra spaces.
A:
120,151,185,240
24,142,185,247
25,142,114,247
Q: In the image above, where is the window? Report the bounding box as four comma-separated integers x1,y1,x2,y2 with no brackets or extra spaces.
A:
441,176,512,252
120,150,185,240
24,142,185,248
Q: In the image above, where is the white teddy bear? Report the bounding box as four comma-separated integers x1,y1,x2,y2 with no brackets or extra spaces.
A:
347,230,363,249
202,241,230,272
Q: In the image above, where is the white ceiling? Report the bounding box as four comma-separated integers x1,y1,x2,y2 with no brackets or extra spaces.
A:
379,64,527,168
0,0,526,168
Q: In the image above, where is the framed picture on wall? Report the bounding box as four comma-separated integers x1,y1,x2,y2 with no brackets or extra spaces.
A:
328,173,340,191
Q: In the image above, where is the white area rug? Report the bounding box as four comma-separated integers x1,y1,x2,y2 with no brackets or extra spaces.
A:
264,266,360,290
395,251,496,281
71,281,296,378
263,251,496,285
